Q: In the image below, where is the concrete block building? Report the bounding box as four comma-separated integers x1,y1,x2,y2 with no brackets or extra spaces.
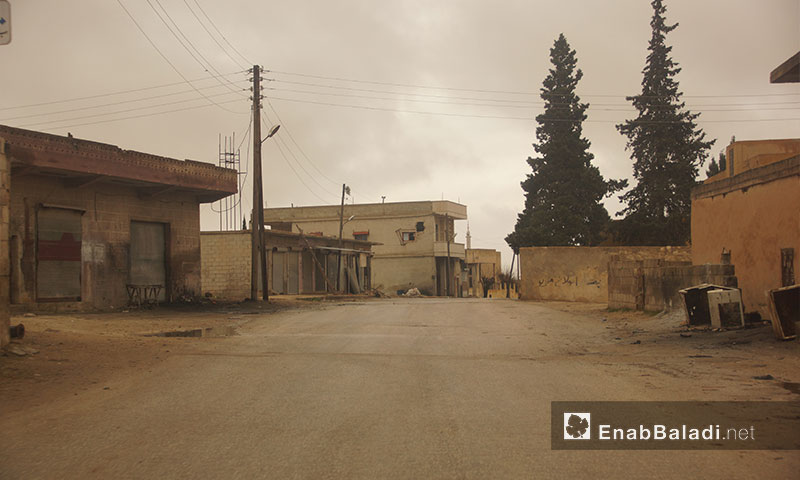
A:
201,229,374,300
0,125,237,312
263,201,467,295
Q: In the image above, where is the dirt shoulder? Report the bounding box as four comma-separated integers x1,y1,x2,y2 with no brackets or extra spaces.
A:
539,300,800,397
0,297,345,415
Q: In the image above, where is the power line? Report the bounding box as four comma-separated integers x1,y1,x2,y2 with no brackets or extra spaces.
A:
266,95,800,123
0,71,246,112
146,0,245,98
0,81,247,122
262,115,333,204
268,69,800,99
27,97,243,132
190,0,252,67
266,86,800,113
116,0,244,114
262,98,344,188
260,111,338,202
19,90,241,129
182,0,248,70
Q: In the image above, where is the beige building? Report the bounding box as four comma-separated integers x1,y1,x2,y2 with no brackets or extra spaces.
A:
201,230,373,299
465,248,501,297
692,139,799,319
263,201,467,295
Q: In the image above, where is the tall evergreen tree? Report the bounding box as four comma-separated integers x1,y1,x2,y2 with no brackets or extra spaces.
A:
506,34,624,249
615,0,714,245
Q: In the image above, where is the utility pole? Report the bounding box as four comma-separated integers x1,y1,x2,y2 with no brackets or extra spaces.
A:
336,183,347,292
445,214,451,297
250,65,268,301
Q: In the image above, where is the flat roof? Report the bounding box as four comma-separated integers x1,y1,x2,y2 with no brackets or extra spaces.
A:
264,200,468,221
1,125,237,203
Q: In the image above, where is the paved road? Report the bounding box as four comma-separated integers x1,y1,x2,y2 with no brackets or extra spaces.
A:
1,299,796,478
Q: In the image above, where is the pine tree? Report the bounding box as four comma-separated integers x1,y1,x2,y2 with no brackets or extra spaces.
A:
506,34,624,249
615,0,714,245
705,151,726,178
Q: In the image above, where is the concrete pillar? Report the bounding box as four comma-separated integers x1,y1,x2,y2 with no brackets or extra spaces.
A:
0,139,10,347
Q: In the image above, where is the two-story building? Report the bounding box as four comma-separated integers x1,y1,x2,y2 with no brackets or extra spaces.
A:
263,201,467,296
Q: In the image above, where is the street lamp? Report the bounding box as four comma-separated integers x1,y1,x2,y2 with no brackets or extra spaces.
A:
261,124,280,143
252,122,280,302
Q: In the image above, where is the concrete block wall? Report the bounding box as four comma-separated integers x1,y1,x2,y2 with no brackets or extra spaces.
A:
609,260,737,312
200,232,251,300
10,175,202,310
519,246,691,303
0,140,9,347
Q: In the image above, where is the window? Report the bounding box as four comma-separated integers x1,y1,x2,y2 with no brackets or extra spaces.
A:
402,231,415,242
353,231,369,242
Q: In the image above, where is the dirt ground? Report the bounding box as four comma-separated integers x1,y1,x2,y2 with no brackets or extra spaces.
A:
2,297,799,417
0,296,358,416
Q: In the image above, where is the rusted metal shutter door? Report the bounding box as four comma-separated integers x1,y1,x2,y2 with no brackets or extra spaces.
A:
37,208,82,301
129,221,166,301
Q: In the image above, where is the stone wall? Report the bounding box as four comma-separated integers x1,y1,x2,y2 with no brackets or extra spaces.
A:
608,260,737,312
0,140,9,347
519,246,691,303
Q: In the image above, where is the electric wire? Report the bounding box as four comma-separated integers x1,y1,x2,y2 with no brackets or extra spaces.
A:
190,0,253,67
268,69,800,99
0,81,248,122
116,0,244,114
146,0,246,98
182,0,248,70
265,95,800,123
264,117,333,204
28,97,243,132
19,90,241,129
0,71,247,112
266,86,800,112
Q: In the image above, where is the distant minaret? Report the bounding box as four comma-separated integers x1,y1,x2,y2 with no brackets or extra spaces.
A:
466,222,472,250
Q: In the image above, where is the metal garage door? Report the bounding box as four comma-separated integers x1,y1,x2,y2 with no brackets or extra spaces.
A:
272,250,285,294
37,207,82,301
129,221,167,301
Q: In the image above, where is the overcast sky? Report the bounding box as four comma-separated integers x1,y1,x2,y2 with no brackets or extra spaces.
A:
1,0,798,267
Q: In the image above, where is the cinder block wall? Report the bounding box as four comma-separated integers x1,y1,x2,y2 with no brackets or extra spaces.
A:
0,140,9,347
609,260,737,312
10,175,202,310
200,231,251,300
519,246,691,303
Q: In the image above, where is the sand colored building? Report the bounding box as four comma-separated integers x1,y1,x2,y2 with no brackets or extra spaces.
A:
465,248,501,297
0,125,236,315
263,201,467,295
691,139,800,319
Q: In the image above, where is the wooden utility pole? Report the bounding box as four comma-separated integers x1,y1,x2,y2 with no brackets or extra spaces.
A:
250,65,268,301
336,183,346,292
445,213,451,297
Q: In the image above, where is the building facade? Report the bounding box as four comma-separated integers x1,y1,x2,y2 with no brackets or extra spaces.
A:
692,139,800,319
263,201,467,295
465,248,501,297
1,125,237,312
201,230,373,299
